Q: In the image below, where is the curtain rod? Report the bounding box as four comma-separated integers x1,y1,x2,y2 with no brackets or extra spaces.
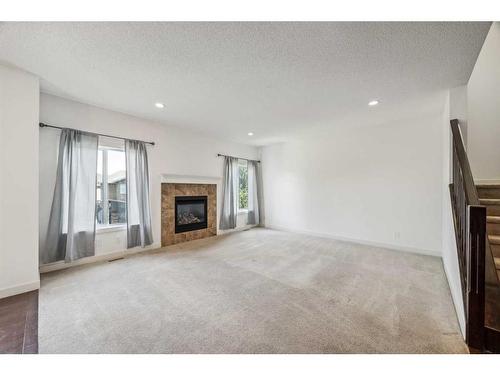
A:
217,153,260,163
39,122,155,146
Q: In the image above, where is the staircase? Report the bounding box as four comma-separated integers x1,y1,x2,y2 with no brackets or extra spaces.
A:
478,185,500,281
449,119,500,353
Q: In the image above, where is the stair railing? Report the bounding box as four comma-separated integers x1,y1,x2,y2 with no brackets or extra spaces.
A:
449,119,487,351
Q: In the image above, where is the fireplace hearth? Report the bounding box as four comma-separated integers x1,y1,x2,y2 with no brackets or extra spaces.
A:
175,195,208,233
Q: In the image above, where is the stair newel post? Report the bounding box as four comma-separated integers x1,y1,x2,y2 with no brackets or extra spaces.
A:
466,204,486,352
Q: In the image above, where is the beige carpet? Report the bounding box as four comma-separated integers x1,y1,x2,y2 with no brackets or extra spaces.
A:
39,228,468,353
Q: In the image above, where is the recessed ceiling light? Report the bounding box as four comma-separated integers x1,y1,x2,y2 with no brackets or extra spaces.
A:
155,102,165,109
368,100,379,106
248,132,254,136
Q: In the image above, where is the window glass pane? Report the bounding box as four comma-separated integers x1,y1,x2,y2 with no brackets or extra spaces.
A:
96,150,104,225
107,149,127,225
239,160,248,210
96,140,127,227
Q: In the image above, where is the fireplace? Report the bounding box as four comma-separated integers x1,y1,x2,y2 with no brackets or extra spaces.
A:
162,183,216,246
175,195,208,233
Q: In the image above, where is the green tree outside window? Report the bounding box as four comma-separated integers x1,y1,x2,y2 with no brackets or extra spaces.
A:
239,163,248,210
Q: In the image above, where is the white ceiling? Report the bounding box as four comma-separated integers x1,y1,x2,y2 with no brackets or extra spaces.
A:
0,22,490,145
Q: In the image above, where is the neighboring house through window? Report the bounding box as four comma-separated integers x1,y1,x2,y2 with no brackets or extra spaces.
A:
238,159,248,211
96,138,127,227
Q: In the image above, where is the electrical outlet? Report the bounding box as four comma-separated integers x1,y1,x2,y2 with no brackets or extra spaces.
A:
394,231,401,240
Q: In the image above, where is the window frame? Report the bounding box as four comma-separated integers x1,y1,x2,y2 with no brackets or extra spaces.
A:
96,143,127,230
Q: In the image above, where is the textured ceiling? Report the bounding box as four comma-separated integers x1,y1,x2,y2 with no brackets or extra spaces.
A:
0,22,491,145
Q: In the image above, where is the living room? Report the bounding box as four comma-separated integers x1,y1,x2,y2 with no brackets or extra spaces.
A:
1,1,500,372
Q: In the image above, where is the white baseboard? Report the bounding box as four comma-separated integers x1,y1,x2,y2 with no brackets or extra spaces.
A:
265,224,441,257
217,223,258,236
475,178,500,185
442,259,466,339
0,280,40,299
39,243,162,273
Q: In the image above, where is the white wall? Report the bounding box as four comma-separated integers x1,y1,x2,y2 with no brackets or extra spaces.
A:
39,93,258,267
468,22,500,181
261,103,446,256
449,86,468,148
0,64,40,298
441,88,466,337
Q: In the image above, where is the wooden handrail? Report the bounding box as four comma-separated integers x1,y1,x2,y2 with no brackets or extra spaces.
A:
450,119,480,205
449,119,486,352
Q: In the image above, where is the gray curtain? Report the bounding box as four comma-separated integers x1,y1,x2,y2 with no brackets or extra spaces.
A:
219,156,239,230
126,140,153,248
247,160,262,225
43,128,98,264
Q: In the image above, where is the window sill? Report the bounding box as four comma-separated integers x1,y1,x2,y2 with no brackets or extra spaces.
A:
96,224,126,233
238,209,248,214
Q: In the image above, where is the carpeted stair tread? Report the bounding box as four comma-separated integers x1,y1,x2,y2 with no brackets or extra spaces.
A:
480,198,500,205
487,216,500,224
477,184,500,189
489,235,500,245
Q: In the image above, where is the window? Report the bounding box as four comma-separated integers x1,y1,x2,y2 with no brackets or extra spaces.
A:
238,159,248,211
96,139,127,227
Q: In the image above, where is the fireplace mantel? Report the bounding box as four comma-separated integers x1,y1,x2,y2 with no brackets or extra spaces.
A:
160,173,221,185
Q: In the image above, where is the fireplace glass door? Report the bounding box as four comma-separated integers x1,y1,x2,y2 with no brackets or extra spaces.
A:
175,196,208,233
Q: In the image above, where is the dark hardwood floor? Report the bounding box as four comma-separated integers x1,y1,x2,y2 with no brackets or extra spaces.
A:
0,290,38,354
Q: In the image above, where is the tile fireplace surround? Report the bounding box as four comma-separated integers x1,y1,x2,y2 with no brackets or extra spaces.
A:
161,183,217,246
